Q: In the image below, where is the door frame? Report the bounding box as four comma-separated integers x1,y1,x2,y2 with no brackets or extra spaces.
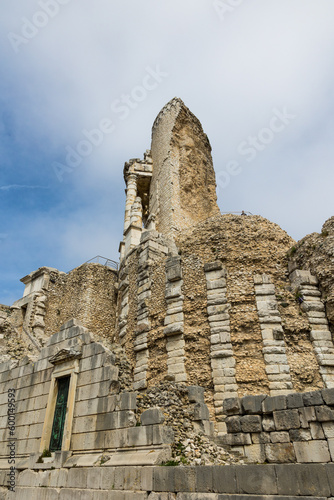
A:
39,358,79,453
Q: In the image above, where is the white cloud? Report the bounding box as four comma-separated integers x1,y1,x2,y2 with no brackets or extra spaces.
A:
0,0,334,302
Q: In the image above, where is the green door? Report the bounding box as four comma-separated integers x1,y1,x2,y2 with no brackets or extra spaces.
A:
49,376,70,451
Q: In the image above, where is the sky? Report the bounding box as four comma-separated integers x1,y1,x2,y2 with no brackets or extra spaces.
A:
0,0,334,305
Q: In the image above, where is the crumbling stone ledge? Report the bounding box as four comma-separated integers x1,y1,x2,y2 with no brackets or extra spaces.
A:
221,388,334,463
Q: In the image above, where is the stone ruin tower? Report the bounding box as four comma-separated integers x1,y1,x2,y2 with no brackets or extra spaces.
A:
119,98,220,257
1,98,334,476
117,98,334,436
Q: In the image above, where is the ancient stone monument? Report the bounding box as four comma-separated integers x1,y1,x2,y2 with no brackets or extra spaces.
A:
0,98,334,498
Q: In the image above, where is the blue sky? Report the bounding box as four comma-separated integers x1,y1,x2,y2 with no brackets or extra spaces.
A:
1,0,334,305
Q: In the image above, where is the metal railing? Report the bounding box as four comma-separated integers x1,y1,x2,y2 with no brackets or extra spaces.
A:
85,256,119,270
221,211,254,215
67,255,119,274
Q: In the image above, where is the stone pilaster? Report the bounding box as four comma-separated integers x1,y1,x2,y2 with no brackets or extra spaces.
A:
204,261,236,433
290,269,334,388
164,256,187,383
118,268,129,346
254,274,293,396
133,232,169,390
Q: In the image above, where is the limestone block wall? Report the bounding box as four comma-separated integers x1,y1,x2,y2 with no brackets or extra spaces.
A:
2,463,334,499
117,230,170,384
117,216,334,431
174,214,330,398
44,263,118,346
222,388,334,464
0,319,174,466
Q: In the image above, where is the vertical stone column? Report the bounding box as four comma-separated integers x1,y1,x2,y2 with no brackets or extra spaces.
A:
254,274,293,396
290,269,334,388
118,267,129,345
123,174,137,233
133,232,169,390
164,256,187,383
124,197,143,255
204,261,236,434
133,245,151,391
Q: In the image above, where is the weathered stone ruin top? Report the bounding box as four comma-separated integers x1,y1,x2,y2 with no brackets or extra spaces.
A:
119,98,219,259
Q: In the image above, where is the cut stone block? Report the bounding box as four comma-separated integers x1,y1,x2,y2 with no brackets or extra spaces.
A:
193,403,210,421
241,395,266,414
223,398,242,415
240,415,262,433
235,464,277,493
187,386,204,403
262,395,287,413
141,408,165,426
315,405,334,422
273,409,300,430
275,463,332,496
294,440,331,463
265,443,296,463
270,431,290,443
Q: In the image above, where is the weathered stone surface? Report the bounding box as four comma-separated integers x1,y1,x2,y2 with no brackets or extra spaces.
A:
303,391,324,406
276,463,331,496
270,431,290,443
262,417,275,432
322,422,334,438
251,432,271,444
298,406,316,428
193,403,209,421
310,422,325,439
322,388,334,405
141,408,165,426
315,405,334,422
273,409,300,430
265,443,296,463
244,443,266,463
222,433,251,446
223,398,242,415
212,465,237,493
187,386,205,403
287,393,304,409
235,464,277,494
294,440,331,463
262,396,287,413
225,416,241,433
241,395,266,415
240,415,262,433
289,429,312,442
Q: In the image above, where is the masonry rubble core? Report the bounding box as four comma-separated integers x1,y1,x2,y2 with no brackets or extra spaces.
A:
1,97,334,499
